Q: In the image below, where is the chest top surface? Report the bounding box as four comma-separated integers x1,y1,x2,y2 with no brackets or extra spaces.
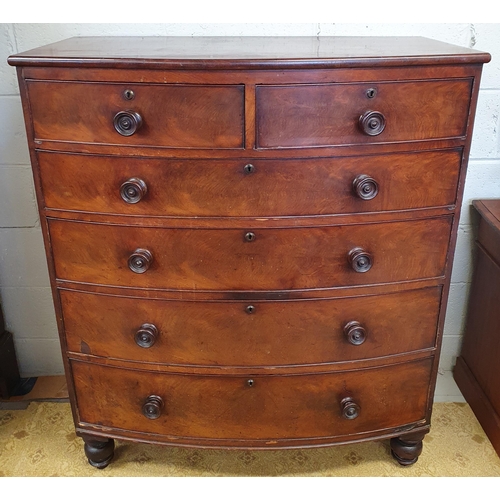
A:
474,200,500,229
8,36,491,69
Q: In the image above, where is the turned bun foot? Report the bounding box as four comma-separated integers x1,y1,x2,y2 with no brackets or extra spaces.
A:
83,436,115,469
390,431,426,466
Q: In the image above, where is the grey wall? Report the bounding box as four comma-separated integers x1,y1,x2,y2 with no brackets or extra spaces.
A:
1,23,499,402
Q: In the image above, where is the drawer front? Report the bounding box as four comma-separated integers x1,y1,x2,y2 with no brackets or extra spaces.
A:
61,287,441,366
72,358,432,441
256,79,472,148
27,81,244,149
49,217,452,291
39,150,462,216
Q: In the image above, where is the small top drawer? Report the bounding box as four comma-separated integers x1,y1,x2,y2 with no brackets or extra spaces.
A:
256,79,472,149
27,81,245,149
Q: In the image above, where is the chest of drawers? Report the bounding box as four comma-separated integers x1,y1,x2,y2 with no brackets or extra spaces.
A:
454,200,500,457
8,36,490,468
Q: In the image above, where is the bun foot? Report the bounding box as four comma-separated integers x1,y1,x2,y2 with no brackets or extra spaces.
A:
390,431,426,466
82,436,115,469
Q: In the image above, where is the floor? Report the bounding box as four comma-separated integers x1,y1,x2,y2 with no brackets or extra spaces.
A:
0,377,499,476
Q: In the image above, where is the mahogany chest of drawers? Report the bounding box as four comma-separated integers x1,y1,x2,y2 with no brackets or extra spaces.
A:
8,36,490,468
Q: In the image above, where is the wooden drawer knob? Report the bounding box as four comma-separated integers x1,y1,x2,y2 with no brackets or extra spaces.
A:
344,321,366,345
359,110,386,136
128,248,153,274
113,110,143,136
348,247,373,273
353,174,379,200
341,397,360,420
120,178,147,204
142,395,164,420
134,323,158,348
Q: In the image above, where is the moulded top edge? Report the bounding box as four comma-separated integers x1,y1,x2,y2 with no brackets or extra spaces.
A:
7,36,492,69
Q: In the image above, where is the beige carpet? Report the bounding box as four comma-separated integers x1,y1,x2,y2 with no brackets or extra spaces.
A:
1,401,499,476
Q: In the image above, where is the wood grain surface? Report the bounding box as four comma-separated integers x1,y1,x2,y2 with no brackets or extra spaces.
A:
71,357,433,443
38,149,462,217
28,81,244,148
60,286,442,367
48,217,452,291
256,80,472,148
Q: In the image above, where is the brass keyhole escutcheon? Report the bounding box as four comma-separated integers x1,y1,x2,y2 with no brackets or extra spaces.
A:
123,89,135,100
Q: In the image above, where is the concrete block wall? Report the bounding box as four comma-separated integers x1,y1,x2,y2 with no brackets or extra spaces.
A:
1,23,499,402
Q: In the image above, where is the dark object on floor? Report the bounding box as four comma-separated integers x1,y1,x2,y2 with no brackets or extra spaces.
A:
0,328,37,407
455,199,500,458
0,376,68,410
9,376,38,397
0,295,23,399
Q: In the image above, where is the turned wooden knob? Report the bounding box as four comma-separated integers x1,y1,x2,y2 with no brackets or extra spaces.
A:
359,110,386,136
142,395,164,420
128,248,153,274
120,178,147,204
348,247,373,273
344,321,366,345
353,174,379,200
341,397,360,420
134,323,158,348
113,110,143,136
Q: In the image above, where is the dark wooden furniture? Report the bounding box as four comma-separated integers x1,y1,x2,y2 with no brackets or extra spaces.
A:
454,200,500,457
8,36,490,468
0,299,21,399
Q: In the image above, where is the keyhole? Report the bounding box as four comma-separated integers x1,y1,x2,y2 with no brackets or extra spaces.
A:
247,379,254,387
244,164,255,174
366,88,377,99
245,305,256,314
245,232,256,242
123,89,135,100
